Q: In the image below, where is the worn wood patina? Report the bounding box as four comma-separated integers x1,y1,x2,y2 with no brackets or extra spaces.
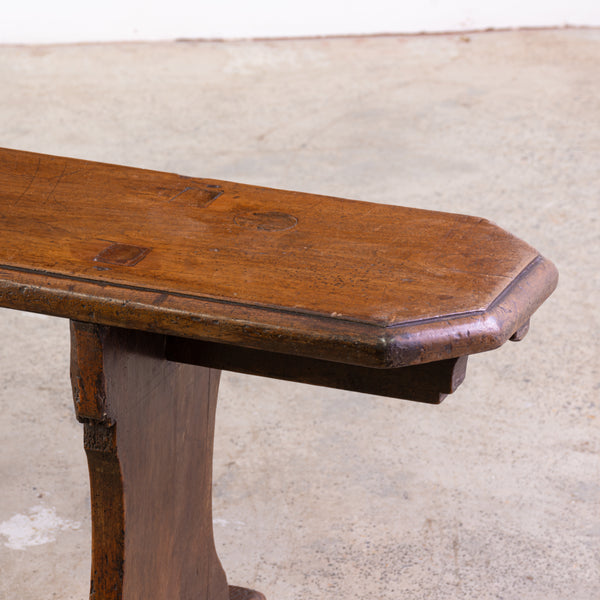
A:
0,148,557,599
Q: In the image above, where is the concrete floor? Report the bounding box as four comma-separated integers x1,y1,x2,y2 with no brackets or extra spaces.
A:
0,29,598,599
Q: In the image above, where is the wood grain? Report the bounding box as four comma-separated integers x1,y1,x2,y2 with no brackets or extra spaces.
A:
71,322,229,600
0,148,558,367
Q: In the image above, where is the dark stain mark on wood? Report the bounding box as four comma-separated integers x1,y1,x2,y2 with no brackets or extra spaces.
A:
234,211,298,232
94,243,151,267
168,185,223,207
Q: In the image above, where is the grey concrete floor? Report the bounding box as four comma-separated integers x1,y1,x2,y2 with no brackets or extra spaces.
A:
0,29,598,600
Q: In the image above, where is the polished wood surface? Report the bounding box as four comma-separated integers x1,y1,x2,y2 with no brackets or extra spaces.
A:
0,148,557,367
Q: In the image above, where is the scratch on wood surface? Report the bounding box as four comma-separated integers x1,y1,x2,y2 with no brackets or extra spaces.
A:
63,167,87,178
168,187,194,203
44,163,67,205
38,219,71,237
14,157,40,206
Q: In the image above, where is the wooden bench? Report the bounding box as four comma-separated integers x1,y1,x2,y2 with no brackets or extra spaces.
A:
0,148,557,599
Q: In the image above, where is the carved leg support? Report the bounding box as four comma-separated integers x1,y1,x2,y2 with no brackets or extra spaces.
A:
70,322,264,600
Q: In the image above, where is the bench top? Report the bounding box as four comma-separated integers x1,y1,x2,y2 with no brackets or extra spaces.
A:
0,148,557,368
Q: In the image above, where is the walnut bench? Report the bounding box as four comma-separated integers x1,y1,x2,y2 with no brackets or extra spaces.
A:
0,148,557,599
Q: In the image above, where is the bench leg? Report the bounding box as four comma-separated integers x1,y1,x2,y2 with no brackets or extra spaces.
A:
70,322,265,600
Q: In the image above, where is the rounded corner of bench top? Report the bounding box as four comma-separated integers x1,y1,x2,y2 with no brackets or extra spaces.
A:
380,254,558,367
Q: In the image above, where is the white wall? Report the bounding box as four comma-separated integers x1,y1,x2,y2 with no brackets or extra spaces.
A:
3,0,600,44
